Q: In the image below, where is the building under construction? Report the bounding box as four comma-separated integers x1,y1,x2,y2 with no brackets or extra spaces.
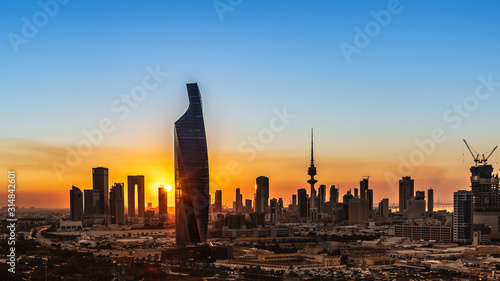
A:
464,140,500,239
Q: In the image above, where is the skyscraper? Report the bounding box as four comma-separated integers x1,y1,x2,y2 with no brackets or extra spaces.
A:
236,188,243,213
298,188,308,218
360,178,369,199
70,186,83,221
92,167,109,215
428,187,434,213
255,176,269,213
214,190,222,213
367,189,373,212
245,199,252,213
379,198,389,218
127,175,145,217
110,183,125,224
329,185,339,204
454,190,473,243
307,128,318,222
399,176,414,212
318,184,326,211
270,198,278,224
84,189,99,218
292,194,297,206
159,186,168,219
174,83,210,247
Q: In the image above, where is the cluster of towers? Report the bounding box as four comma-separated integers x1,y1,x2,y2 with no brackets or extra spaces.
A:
69,167,168,225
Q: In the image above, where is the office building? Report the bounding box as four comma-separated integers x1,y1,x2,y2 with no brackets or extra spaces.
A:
379,198,389,218
175,83,210,247
255,176,269,213
349,198,369,224
297,188,308,218
292,194,297,206
367,189,373,212
318,184,326,210
127,175,145,217
159,186,168,219
329,185,338,204
270,198,278,224
70,186,83,221
245,199,252,213
92,167,109,215
399,176,414,212
214,190,222,213
236,188,242,213
428,187,434,213
360,178,369,199
453,190,473,243
110,183,125,224
84,189,99,218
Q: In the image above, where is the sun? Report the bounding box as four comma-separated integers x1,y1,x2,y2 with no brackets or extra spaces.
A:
165,184,172,192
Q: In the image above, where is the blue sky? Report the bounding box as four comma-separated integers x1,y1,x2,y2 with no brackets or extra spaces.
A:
1,0,500,207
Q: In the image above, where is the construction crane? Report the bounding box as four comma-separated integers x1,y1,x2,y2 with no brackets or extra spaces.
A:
463,139,498,166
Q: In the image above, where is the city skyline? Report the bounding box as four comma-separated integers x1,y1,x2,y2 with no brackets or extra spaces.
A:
2,1,500,209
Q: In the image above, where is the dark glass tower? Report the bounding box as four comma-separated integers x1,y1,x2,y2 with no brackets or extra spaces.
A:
92,167,109,215
174,83,209,247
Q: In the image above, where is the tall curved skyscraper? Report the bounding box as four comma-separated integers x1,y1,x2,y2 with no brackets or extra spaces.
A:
174,83,209,247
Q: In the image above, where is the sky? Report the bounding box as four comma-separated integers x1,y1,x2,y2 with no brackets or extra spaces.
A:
1,0,500,209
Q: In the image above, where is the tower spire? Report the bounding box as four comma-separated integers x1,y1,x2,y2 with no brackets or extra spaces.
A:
310,128,314,165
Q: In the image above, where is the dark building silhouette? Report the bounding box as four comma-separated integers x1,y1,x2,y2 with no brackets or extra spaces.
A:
214,190,222,213
367,189,373,212
175,83,210,247
255,176,269,213
110,183,125,224
84,189,99,218
245,199,252,213
92,167,109,215
428,187,434,213
399,176,414,212
236,188,242,212
354,188,359,198
329,185,338,204
360,178,369,199
379,198,389,218
128,175,145,217
159,186,168,219
297,188,308,218
292,194,297,206
70,186,83,221
318,184,326,210
270,198,278,224
307,129,318,221
454,190,473,243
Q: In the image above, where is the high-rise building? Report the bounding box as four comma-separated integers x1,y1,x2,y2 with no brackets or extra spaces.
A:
360,178,369,199
214,190,222,213
318,184,326,210
255,176,269,213
469,164,500,239
428,187,434,213
110,183,125,224
292,194,297,206
379,198,389,218
278,198,283,214
70,186,83,221
407,193,426,219
127,175,145,217
236,188,243,213
270,198,278,224
399,176,414,212
307,129,318,222
245,199,252,213
354,188,359,198
174,83,210,247
298,188,308,218
92,167,109,215
84,189,99,218
367,189,373,212
329,185,339,204
453,190,473,243
159,186,168,219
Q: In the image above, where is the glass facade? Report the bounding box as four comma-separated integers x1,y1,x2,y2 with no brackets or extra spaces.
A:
174,83,209,247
